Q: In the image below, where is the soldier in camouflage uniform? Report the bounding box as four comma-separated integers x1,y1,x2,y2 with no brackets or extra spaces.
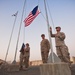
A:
40,34,50,63
24,43,30,69
50,26,71,65
19,43,25,70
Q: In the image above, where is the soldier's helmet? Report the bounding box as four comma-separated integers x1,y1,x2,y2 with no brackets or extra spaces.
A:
55,26,61,29
26,43,29,46
41,34,45,37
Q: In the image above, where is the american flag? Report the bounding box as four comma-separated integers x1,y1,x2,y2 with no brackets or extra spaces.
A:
20,43,25,53
24,6,40,27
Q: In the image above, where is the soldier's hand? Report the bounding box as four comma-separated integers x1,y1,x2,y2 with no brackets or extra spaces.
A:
50,27,52,31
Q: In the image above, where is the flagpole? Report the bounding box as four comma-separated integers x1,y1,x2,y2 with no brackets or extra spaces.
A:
23,25,25,43
12,0,26,64
5,11,18,62
44,0,54,63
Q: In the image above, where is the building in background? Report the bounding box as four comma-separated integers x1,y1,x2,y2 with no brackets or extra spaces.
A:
29,60,43,66
70,57,75,64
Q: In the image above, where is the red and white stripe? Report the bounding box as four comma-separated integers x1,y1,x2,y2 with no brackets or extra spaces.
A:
24,10,40,27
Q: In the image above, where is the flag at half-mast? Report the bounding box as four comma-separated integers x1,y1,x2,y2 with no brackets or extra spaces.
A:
12,11,18,16
24,6,40,27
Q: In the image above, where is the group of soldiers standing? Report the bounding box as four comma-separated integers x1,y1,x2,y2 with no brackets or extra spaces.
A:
19,43,30,70
19,26,72,70
40,26,72,66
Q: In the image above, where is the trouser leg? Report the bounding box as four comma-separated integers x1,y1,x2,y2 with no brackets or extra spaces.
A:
19,57,23,69
41,52,45,63
25,57,29,68
60,45,72,67
56,47,64,62
24,57,29,68
41,51,49,63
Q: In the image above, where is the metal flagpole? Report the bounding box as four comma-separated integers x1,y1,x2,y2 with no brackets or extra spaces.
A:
44,0,54,63
44,0,61,63
12,0,26,64
5,11,18,61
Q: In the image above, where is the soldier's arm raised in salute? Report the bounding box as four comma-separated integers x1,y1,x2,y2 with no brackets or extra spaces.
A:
46,39,50,50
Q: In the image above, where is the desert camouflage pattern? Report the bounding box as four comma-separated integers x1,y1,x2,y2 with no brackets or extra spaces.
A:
40,39,50,63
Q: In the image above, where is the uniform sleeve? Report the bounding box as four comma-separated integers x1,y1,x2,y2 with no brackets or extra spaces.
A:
29,47,30,57
59,32,65,41
50,31,55,37
46,39,50,50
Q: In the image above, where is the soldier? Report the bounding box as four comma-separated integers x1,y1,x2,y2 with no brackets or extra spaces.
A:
40,34,50,63
19,43,25,70
50,26,72,65
24,43,30,69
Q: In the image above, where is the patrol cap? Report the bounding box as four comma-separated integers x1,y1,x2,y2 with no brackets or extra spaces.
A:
55,26,61,29
26,43,29,46
41,34,45,37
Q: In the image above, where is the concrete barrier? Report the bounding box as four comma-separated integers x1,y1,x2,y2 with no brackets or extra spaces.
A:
40,62,71,75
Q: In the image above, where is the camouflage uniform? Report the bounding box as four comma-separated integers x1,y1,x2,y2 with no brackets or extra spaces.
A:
19,52,24,69
40,39,50,63
50,30,71,64
24,45,30,68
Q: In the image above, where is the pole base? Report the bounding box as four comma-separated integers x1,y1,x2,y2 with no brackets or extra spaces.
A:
47,52,61,63
12,60,16,64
